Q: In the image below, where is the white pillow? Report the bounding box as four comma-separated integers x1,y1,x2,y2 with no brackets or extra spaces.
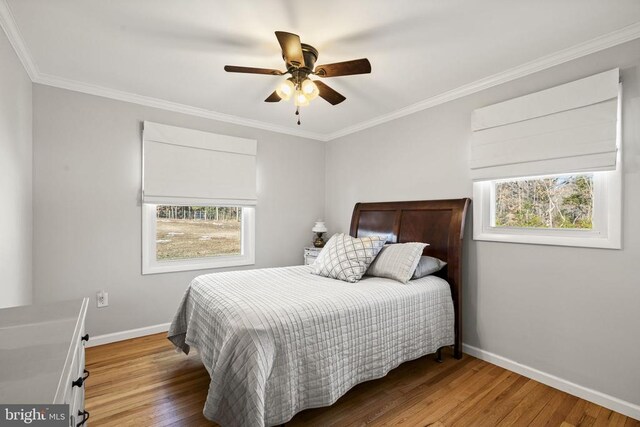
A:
312,233,386,283
366,243,428,283
411,256,447,279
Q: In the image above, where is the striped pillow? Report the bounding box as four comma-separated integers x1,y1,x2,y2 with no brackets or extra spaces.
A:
312,233,387,283
366,243,428,283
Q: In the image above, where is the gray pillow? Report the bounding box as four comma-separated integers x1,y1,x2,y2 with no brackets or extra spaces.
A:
366,243,428,284
312,233,387,283
411,256,447,279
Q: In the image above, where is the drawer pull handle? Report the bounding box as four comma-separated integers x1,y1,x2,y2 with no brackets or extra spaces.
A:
81,333,89,342
76,410,90,426
72,369,90,388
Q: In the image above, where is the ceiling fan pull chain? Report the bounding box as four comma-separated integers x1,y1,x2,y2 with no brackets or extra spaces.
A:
295,106,301,125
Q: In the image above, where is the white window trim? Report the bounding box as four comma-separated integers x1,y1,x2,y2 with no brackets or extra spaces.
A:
472,168,621,249
142,204,255,275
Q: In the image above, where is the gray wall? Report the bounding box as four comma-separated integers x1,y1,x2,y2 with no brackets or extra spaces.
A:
0,29,32,308
325,39,640,405
32,85,325,336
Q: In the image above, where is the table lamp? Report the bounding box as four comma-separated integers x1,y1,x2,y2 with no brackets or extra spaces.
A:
312,221,328,248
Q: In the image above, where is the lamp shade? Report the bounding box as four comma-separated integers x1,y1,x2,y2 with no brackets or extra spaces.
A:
294,89,310,107
301,79,319,100
312,221,327,233
276,79,295,101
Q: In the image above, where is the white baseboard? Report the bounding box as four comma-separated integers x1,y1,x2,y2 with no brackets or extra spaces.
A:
463,343,640,421
86,322,170,348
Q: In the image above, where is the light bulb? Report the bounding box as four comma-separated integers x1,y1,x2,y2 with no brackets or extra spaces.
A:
294,89,309,107
301,79,319,100
275,79,295,101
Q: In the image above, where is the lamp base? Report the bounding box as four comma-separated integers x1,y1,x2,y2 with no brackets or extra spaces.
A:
313,233,325,248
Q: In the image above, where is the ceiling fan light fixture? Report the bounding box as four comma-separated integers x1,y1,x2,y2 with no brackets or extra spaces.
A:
301,79,319,101
276,79,295,101
224,31,371,124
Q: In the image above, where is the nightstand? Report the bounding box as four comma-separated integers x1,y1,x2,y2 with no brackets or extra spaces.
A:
304,247,322,265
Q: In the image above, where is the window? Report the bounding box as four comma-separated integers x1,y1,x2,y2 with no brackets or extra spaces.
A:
155,206,242,260
470,69,621,249
142,204,255,274
493,173,594,229
473,169,620,248
141,122,257,274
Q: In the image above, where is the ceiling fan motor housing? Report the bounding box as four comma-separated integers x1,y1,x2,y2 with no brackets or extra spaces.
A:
285,43,318,80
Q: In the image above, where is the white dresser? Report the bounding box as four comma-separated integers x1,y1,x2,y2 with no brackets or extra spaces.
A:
0,298,90,426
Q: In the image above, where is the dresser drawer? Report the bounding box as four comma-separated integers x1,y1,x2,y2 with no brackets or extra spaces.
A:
71,329,88,426
304,247,322,265
70,383,87,426
62,322,87,394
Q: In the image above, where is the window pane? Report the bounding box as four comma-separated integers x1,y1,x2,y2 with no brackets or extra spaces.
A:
156,206,242,261
493,174,594,229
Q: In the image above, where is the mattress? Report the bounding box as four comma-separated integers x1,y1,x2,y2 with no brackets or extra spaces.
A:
168,265,454,427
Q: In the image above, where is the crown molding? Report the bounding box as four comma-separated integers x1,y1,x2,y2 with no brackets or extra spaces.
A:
34,73,329,141
0,0,37,80
1,0,638,142
324,21,640,141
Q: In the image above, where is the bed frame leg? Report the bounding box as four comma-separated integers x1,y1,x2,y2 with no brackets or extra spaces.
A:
453,343,463,360
435,348,443,363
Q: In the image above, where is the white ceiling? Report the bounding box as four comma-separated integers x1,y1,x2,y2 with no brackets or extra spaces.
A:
4,0,640,139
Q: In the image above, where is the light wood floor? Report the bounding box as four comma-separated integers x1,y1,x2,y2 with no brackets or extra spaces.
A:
85,333,638,426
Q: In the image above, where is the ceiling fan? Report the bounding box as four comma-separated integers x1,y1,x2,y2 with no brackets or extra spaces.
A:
224,31,371,125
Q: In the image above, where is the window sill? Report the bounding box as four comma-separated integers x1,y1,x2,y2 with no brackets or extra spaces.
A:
142,254,255,275
473,229,621,249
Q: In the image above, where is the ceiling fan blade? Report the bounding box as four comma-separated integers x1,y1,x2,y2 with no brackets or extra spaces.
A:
315,81,346,105
264,91,281,102
314,58,371,77
275,31,305,67
224,65,284,75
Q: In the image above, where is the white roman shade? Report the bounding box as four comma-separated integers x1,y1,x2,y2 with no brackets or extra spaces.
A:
470,69,620,181
142,121,257,205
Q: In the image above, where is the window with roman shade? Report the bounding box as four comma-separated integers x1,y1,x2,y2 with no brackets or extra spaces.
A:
471,69,622,249
141,122,257,274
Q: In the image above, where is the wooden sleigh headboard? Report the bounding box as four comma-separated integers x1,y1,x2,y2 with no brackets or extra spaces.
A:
349,198,471,359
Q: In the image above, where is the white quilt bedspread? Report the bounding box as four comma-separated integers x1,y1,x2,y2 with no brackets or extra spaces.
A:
168,265,454,427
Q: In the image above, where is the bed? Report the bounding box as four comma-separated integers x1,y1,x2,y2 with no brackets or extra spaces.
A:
168,198,470,426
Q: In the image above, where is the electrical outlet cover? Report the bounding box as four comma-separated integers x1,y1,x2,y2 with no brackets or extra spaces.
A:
97,291,109,308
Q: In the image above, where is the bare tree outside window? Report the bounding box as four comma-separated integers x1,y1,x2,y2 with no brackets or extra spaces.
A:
155,206,242,260
494,174,594,229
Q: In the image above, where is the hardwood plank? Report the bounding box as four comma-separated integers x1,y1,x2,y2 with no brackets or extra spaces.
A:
84,333,639,426
496,381,557,426
530,391,578,427
447,370,522,426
